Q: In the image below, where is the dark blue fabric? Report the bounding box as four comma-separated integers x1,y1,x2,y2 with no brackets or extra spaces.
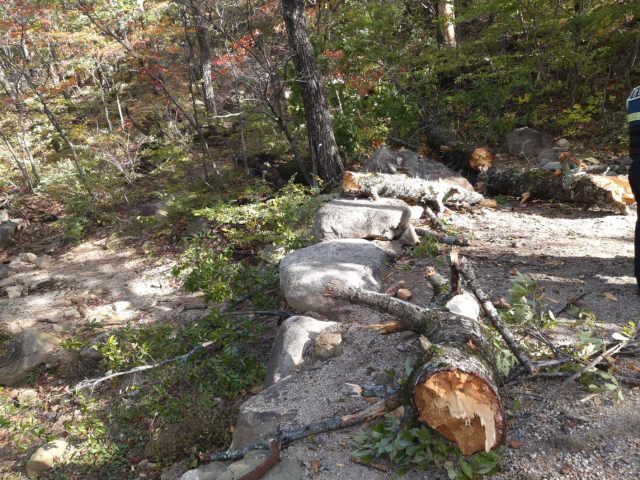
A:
630,162,640,290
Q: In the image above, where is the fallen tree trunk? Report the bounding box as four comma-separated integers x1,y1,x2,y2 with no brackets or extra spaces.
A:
486,168,634,213
325,283,506,455
343,171,483,213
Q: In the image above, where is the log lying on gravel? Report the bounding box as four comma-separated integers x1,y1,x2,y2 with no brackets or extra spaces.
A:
325,283,506,455
486,168,634,213
343,171,483,212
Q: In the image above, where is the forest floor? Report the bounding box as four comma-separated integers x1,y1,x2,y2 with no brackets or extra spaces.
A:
1,198,640,479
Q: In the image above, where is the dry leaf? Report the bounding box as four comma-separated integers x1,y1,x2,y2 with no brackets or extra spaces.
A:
508,440,521,449
336,463,346,467
520,192,531,204
594,396,602,405
468,340,477,350
605,356,616,363
509,268,517,275
311,459,320,474
544,260,564,267
603,292,619,302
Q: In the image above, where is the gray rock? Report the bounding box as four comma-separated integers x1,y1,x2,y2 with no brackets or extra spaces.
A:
185,217,208,237
537,148,562,166
0,209,9,222
363,146,474,191
0,330,59,386
25,440,73,478
315,198,412,241
18,253,37,263
616,155,634,166
506,127,553,157
35,255,52,269
180,451,304,480
161,463,184,480
259,245,286,266
5,285,23,299
231,384,298,450
446,293,480,320
17,389,39,405
0,220,23,250
540,161,562,170
554,138,570,151
80,332,112,361
0,277,16,288
139,198,170,221
314,332,343,359
29,277,56,291
264,316,337,388
279,239,386,316
0,265,9,280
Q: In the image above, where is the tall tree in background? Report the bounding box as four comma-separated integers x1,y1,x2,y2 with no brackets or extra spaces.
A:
281,0,343,186
437,1,456,48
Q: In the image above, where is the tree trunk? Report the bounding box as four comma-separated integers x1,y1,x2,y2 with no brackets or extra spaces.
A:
196,19,217,115
324,283,506,455
437,1,457,48
486,168,634,213
342,171,483,212
281,0,343,186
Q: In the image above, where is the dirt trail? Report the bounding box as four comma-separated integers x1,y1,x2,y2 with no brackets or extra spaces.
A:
2,200,640,479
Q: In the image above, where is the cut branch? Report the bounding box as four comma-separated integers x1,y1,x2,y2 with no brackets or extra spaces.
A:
208,393,402,462
455,257,534,374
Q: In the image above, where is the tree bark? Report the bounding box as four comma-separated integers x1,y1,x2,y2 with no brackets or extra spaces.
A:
196,17,217,115
281,0,343,186
325,283,506,455
486,168,634,213
342,171,483,212
437,1,457,48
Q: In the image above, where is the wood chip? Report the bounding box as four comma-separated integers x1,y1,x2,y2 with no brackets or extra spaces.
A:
311,459,320,474
603,292,619,302
508,439,521,449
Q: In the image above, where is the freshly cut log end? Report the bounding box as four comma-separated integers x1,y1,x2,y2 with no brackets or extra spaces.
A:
410,345,506,455
413,370,503,455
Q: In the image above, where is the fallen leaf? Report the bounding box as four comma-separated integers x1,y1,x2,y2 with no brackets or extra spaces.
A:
509,268,517,275
508,440,521,449
594,396,602,405
605,356,615,363
479,199,498,208
311,459,320,474
544,260,565,267
603,292,619,302
468,340,477,350
520,192,531,204
336,463,346,467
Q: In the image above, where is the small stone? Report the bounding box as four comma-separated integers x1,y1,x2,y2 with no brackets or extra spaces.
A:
112,301,132,313
479,199,498,209
554,138,570,150
397,289,412,300
18,389,38,405
249,385,263,395
314,333,343,360
30,278,56,291
5,285,22,299
63,308,81,319
25,440,73,478
418,335,432,351
53,325,65,333
18,253,37,263
8,260,28,271
35,255,52,269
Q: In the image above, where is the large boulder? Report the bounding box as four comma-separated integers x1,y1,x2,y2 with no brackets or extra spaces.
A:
264,316,337,388
0,220,22,250
506,127,553,157
315,198,412,241
0,330,59,385
363,146,474,191
26,440,74,478
279,239,386,316
180,451,305,480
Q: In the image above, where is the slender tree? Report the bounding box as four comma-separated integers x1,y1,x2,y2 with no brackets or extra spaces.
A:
281,0,343,186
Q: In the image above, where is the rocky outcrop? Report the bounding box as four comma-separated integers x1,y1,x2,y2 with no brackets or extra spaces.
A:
314,198,412,241
279,239,386,316
180,450,304,480
0,330,59,385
